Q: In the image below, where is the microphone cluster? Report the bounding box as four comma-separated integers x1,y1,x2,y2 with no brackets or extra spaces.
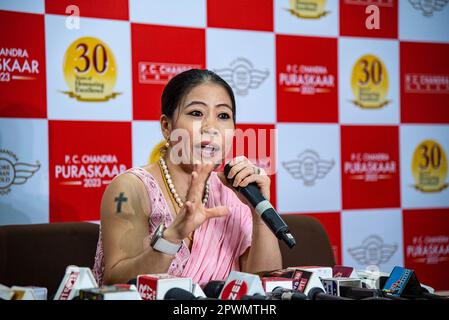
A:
2,264,448,300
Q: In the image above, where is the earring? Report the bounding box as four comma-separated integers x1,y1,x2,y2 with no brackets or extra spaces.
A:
165,137,170,148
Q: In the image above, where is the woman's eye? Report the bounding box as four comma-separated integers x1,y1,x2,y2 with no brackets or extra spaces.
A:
189,110,203,117
218,113,230,120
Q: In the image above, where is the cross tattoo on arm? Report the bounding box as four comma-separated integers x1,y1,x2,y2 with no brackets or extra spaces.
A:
114,192,128,213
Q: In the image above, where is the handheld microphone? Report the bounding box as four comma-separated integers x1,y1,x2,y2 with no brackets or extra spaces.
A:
271,287,307,300
240,293,269,300
164,288,194,300
53,265,98,300
164,287,216,300
137,274,192,300
224,163,296,248
382,266,449,300
382,266,422,298
192,283,207,298
219,271,266,300
203,280,225,298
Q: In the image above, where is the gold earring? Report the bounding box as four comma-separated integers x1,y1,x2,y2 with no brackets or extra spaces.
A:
165,137,170,148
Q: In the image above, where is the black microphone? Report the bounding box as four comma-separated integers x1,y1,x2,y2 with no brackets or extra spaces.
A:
419,291,449,300
164,287,216,300
379,276,388,289
164,288,196,300
271,287,307,300
339,287,389,300
240,293,269,300
203,280,225,298
339,286,410,300
382,267,449,301
224,163,296,248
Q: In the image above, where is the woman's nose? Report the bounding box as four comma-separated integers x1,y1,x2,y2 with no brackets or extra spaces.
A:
202,126,219,136
201,121,219,136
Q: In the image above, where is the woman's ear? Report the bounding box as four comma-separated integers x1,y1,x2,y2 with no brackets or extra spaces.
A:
160,114,171,139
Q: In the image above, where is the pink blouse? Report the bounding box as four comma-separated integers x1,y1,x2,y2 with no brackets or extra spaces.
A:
92,167,253,287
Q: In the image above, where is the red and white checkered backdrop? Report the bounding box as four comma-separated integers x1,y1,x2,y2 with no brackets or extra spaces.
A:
1,0,449,290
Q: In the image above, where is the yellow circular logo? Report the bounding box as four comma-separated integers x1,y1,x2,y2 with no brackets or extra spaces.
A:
351,54,389,109
62,37,119,102
288,0,328,19
412,140,448,192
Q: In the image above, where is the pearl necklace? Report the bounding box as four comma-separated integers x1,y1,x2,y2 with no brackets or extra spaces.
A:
159,156,209,209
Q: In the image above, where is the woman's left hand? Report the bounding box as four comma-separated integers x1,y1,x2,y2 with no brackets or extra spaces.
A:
217,156,270,205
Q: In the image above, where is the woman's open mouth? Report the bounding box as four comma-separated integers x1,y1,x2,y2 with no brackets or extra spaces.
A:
195,142,221,158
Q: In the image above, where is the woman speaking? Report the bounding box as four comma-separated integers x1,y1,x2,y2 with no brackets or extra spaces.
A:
92,69,282,286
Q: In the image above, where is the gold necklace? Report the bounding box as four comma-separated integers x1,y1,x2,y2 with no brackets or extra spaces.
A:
158,156,209,208
158,159,179,214
158,158,192,242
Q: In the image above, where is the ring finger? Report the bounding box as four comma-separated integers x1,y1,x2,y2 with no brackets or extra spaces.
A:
232,166,255,187
226,159,249,180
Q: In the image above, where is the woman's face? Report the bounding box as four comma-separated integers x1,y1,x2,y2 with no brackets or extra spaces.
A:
165,82,235,166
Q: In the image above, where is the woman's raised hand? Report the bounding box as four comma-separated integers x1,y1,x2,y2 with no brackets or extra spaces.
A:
217,156,270,207
164,162,230,243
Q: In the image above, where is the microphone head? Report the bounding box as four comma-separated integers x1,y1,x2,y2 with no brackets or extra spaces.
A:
272,286,287,294
272,287,307,300
240,293,269,301
281,232,296,248
224,162,297,249
379,276,389,289
203,280,225,298
240,293,267,300
164,288,196,300
127,278,137,285
307,287,325,300
224,163,232,179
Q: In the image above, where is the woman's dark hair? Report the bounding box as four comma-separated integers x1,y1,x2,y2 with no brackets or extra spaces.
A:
161,69,236,124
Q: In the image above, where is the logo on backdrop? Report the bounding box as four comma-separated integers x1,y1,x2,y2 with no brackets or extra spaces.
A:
0,47,40,83
406,235,449,265
285,0,330,19
350,54,390,109
54,153,127,188
344,152,396,182
138,62,202,85
411,140,448,193
409,0,449,17
0,149,40,196
348,235,398,266
61,37,119,102
214,58,269,96
404,73,449,94
278,64,335,96
282,150,334,186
